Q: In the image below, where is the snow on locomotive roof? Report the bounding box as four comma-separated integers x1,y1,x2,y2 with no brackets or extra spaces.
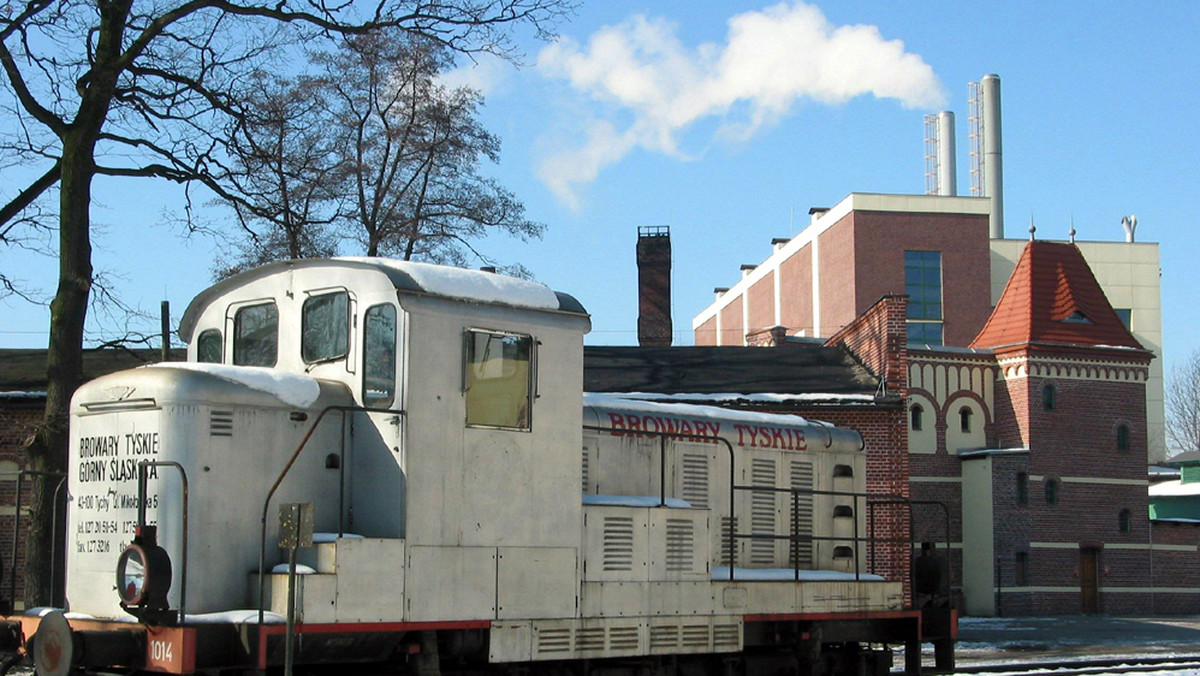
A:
584,392,830,428
179,258,587,341
144,362,321,408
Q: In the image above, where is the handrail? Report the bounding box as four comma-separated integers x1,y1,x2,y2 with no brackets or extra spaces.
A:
136,461,189,623
582,425,738,580
257,405,405,625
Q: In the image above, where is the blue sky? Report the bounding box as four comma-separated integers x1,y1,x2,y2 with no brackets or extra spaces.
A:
3,1,1199,375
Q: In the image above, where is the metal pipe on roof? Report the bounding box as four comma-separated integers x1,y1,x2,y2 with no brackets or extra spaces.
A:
982,74,1004,238
937,111,957,196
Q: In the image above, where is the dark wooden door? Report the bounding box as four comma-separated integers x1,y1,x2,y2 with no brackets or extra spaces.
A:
1080,547,1101,614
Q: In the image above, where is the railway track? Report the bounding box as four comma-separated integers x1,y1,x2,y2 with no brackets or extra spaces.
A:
945,655,1200,675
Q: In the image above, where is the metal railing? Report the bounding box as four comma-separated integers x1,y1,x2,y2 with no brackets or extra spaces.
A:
2,470,67,610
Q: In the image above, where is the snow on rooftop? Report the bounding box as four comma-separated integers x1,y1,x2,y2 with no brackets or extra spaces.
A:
591,391,876,405
1149,479,1200,497
583,494,693,509
340,257,560,310
0,391,46,399
584,392,832,428
145,362,320,408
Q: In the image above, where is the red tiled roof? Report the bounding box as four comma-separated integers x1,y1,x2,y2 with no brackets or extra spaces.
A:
970,241,1145,350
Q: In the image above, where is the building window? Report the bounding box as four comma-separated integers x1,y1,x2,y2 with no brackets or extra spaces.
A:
1114,308,1132,328
1015,552,1028,586
1042,384,1056,410
233,302,279,366
1116,424,1130,451
363,304,397,407
197,329,222,364
302,291,350,364
1016,472,1028,505
1119,508,1132,533
911,404,924,431
1045,478,1059,506
905,250,943,347
959,407,972,433
464,329,534,430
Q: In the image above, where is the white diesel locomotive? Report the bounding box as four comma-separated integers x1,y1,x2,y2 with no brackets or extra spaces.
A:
9,259,953,676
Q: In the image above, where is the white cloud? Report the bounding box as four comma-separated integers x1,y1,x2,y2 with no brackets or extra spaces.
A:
439,54,510,96
535,2,946,208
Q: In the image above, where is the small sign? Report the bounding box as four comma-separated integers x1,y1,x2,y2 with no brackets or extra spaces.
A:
278,503,314,549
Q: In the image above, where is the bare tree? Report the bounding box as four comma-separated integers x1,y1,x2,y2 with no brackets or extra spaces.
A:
1167,349,1200,456
212,72,342,278
318,30,543,265
0,0,572,605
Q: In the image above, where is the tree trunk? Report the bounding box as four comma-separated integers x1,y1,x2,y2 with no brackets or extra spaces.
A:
24,133,95,607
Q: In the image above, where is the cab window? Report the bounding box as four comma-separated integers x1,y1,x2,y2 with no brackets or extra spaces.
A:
197,329,222,363
233,302,278,366
302,291,350,363
464,329,533,430
363,304,397,407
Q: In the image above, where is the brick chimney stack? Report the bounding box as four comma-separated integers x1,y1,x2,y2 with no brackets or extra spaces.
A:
636,226,672,346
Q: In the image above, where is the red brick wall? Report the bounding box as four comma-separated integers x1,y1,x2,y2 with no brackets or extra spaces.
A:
718,296,744,346
778,245,813,336
694,316,718,346
850,211,992,347
825,295,908,397
745,271,775,335
0,401,40,606
816,215,857,337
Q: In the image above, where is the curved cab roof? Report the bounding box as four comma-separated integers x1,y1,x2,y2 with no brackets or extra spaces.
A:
180,258,588,341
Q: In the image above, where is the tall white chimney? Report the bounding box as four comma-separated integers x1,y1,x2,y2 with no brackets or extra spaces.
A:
937,111,957,196
981,74,1004,238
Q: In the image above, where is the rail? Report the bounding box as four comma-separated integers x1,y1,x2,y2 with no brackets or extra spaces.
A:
257,405,406,624
866,497,952,594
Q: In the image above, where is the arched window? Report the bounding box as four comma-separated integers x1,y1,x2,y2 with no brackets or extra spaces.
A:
1119,508,1132,533
1045,479,1059,505
1042,384,1056,410
959,407,972,433
1116,424,1130,451
911,404,924,431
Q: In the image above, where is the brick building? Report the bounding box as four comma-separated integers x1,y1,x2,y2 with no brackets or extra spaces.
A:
689,194,1194,616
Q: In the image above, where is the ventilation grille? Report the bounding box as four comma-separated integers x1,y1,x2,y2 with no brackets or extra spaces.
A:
536,628,571,654
681,624,710,648
209,410,234,437
609,626,639,651
713,623,741,650
576,627,605,651
665,518,694,572
681,453,709,508
582,445,590,492
750,458,777,565
602,516,635,571
718,516,739,566
650,625,678,650
789,461,814,567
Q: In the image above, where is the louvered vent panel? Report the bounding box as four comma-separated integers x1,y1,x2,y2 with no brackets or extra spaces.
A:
536,628,571,655
681,454,709,508
209,410,233,437
681,625,710,649
582,446,590,493
788,460,815,567
609,626,640,651
750,458,778,565
602,516,635,571
650,625,679,650
576,627,605,652
713,624,740,650
665,518,694,572
718,517,739,566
